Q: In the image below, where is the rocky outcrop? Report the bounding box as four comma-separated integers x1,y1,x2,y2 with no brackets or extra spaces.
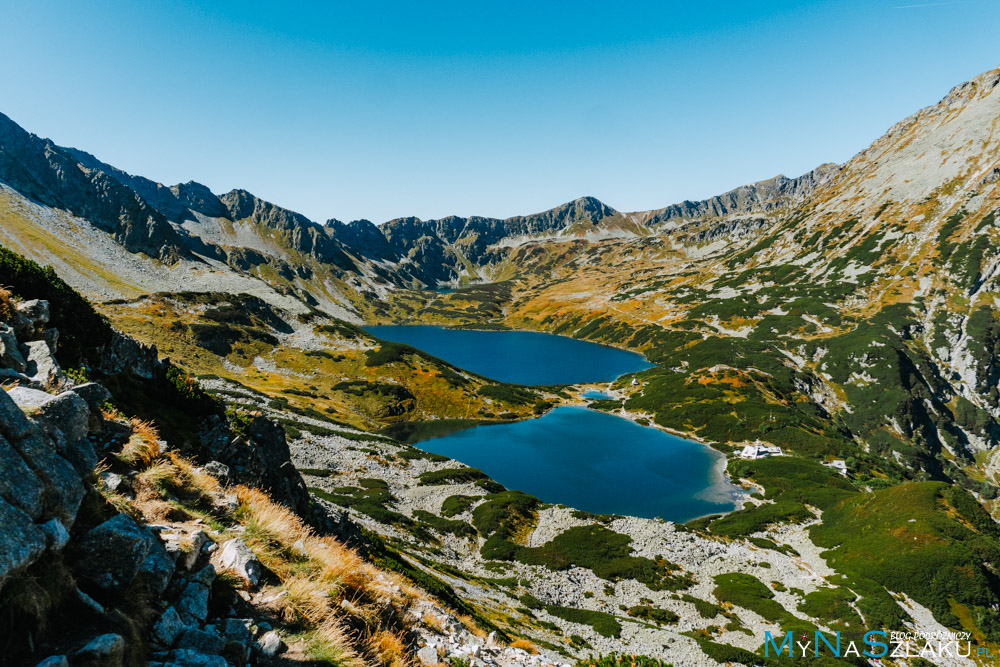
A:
197,414,312,519
0,112,186,262
642,163,841,226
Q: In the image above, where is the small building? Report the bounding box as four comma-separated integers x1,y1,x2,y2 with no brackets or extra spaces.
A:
631,378,640,386
824,459,848,476
737,442,784,460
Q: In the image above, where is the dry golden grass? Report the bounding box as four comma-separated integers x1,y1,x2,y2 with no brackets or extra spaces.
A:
508,639,538,654
117,419,161,468
167,452,221,496
0,288,14,323
136,460,181,490
235,486,371,594
367,629,412,667
231,485,448,666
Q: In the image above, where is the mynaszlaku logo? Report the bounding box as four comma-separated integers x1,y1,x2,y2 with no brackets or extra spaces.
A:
764,630,990,659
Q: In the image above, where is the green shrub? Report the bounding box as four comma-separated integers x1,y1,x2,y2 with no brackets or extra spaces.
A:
0,245,113,365
412,510,476,538
544,605,621,638
441,495,478,517
707,500,814,537
625,605,679,625
478,384,538,406
712,573,806,628
419,467,490,486
471,490,540,539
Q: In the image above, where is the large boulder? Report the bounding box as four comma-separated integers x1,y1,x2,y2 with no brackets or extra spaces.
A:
8,432,84,524
199,415,311,517
73,514,151,592
0,497,47,584
70,382,112,413
0,433,45,518
6,387,96,476
137,527,176,596
0,388,34,440
8,387,90,441
152,606,187,648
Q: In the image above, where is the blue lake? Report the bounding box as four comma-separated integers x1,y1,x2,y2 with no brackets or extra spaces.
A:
582,390,616,400
363,324,740,521
416,407,741,522
363,325,653,385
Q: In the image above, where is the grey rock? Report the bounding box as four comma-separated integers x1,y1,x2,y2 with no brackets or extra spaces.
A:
6,385,55,413
70,381,112,413
176,581,211,624
177,627,226,655
14,299,50,334
256,630,285,657
0,387,33,440
0,497,47,582
33,656,69,667
138,527,176,596
217,538,262,586
100,471,124,493
203,460,230,483
221,617,253,645
8,388,90,442
74,633,125,661
73,514,150,592
0,367,33,385
41,327,59,352
417,645,439,664
39,517,70,550
153,606,186,648
9,432,83,522
0,323,27,372
24,340,68,390
182,531,211,570
189,562,217,586
0,432,44,518
59,437,98,477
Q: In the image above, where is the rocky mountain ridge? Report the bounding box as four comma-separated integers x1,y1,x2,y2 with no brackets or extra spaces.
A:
0,107,847,302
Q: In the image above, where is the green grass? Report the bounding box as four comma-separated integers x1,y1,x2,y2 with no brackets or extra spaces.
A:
797,586,863,631
308,486,434,543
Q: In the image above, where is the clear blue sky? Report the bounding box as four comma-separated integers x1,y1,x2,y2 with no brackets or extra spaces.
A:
2,1,998,224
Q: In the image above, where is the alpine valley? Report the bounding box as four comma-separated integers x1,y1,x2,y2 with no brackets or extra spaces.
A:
1,65,1000,667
